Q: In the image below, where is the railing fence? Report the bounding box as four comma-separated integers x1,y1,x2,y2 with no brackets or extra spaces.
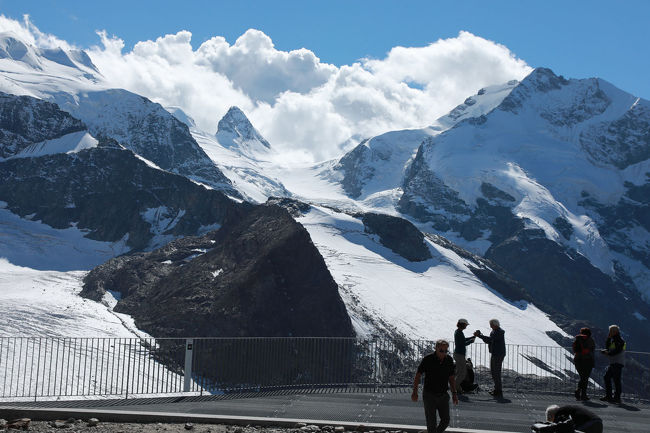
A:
1,337,648,401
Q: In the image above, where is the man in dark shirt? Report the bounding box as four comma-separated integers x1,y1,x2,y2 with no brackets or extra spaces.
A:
545,404,603,433
474,318,506,397
411,339,458,433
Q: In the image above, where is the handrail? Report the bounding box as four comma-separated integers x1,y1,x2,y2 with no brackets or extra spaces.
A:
0,336,647,401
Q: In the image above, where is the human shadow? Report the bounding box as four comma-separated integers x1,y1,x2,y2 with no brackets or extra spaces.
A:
616,402,641,412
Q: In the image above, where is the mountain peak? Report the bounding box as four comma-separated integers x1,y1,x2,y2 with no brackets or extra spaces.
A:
0,33,41,69
519,67,569,92
0,32,98,75
216,106,271,150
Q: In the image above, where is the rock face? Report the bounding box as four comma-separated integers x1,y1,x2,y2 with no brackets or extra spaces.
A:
0,142,245,250
0,92,86,159
82,203,354,338
52,89,240,197
0,92,245,251
360,212,432,262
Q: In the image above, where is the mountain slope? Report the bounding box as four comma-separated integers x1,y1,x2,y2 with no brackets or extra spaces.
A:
0,33,240,197
396,67,650,349
332,82,519,200
0,92,246,256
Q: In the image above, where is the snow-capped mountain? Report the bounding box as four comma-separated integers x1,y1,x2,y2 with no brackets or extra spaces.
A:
0,92,246,260
193,107,291,203
216,106,271,156
1,28,649,371
0,33,240,197
394,68,650,347
332,81,519,200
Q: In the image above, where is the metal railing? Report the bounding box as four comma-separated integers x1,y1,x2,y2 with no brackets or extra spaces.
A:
1,336,648,401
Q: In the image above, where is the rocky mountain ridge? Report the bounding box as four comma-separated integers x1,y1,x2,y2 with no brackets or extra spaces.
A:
82,202,354,338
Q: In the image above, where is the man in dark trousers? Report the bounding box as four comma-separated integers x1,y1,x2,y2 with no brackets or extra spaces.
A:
474,318,506,397
545,404,603,433
411,339,459,433
600,324,626,403
453,318,475,393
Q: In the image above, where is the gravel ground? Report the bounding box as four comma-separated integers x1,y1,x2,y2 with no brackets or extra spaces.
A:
1,419,406,433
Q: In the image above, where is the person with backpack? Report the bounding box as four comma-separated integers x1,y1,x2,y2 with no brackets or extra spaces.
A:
460,357,479,393
600,324,626,403
572,327,595,400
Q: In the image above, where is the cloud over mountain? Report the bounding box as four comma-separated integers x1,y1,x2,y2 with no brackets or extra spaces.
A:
1,15,532,162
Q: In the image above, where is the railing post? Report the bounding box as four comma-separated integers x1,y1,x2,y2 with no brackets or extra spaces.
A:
184,338,193,392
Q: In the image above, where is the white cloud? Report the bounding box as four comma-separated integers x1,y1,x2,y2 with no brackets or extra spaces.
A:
0,14,73,50
0,16,532,163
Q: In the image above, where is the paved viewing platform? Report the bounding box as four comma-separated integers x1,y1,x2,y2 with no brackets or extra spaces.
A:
1,387,648,432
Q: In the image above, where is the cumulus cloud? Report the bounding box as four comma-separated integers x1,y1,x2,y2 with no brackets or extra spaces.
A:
0,16,532,163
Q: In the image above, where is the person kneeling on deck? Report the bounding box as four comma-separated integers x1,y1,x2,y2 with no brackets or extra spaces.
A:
411,339,458,433
540,404,603,433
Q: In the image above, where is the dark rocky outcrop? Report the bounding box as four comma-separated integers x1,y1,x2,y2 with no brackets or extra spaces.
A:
52,90,240,197
0,141,246,250
485,229,650,351
0,92,244,251
334,139,373,198
82,204,354,338
398,142,470,231
360,212,432,262
0,91,86,158
580,102,650,169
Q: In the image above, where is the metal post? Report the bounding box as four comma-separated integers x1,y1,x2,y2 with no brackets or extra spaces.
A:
184,338,193,392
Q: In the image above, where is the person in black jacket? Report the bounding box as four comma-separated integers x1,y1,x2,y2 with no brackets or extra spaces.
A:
572,327,595,401
545,404,603,433
474,318,506,397
600,324,626,403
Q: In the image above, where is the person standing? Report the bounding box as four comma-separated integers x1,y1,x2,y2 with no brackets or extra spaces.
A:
545,404,603,433
453,318,475,392
572,327,595,400
600,324,626,403
411,339,459,433
474,319,506,397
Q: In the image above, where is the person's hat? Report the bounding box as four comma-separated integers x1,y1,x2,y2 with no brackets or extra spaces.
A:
458,318,469,325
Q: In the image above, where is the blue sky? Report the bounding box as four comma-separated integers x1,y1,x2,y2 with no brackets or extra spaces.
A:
1,0,649,98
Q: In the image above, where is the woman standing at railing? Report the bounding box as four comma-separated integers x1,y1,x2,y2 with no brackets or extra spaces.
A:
572,327,595,401
600,324,626,404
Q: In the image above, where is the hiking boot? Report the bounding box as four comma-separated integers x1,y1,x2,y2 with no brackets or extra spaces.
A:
581,395,590,401
574,389,581,400
489,390,503,398
600,396,614,402
612,396,622,404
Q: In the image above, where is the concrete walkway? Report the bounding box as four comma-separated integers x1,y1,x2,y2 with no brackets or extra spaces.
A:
1,388,648,432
